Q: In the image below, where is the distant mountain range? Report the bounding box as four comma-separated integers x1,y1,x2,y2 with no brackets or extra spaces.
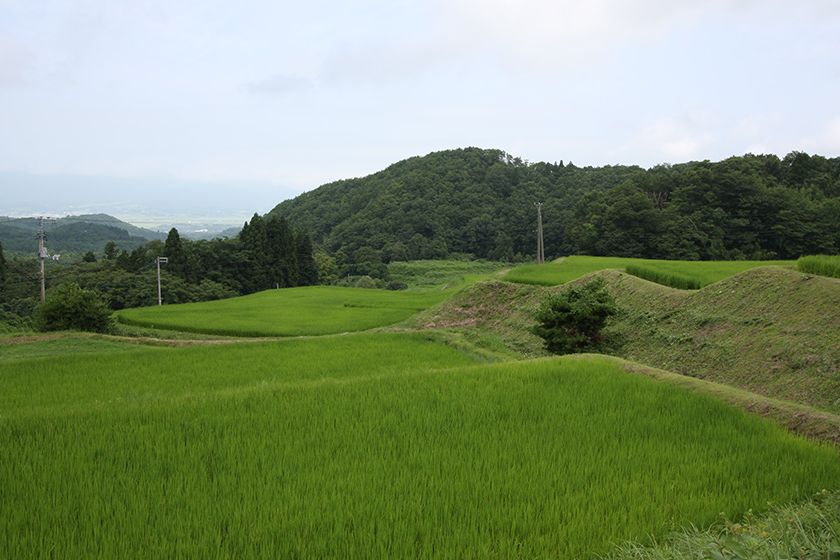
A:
0,214,165,256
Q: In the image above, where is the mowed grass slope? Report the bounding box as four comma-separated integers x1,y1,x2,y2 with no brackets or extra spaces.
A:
116,285,457,337
415,267,840,414
2,336,839,558
505,255,791,288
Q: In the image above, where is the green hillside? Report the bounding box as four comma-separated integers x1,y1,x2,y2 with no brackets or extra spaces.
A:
411,266,840,415
269,148,840,265
2,333,837,558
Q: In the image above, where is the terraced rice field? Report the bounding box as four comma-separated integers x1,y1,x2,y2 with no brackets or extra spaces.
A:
504,255,792,288
115,285,458,337
1,334,837,558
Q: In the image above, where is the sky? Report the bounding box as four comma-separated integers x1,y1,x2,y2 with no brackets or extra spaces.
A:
1,0,840,221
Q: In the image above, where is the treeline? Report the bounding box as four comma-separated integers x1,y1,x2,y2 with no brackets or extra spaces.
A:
0,215,318,328
270,148,840,270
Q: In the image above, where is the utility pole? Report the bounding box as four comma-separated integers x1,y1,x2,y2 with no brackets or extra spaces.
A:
156,256,168,305
534,202,545,264
37,216,47,302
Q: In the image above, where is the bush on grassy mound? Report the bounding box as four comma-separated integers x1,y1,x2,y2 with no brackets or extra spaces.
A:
797,255,840,279
35,282,112,333
533,278,618,353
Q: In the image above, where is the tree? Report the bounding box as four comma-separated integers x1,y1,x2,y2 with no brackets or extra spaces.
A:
314,249,338,284
82,251,97,263
532,278,618,354
103,241,119,260
294,232,318,285
164,228,186,277
34,282,112,333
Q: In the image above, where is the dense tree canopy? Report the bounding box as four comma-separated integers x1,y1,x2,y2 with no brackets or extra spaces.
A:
269,148,840,263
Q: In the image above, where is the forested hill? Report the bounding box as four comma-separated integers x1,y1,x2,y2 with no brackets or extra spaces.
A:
268,148,840,264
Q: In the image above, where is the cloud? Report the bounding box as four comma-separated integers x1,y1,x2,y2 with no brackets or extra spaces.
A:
622,116,714,163
438,0,840,69
818,117,840,152
0,34,35,87
245,74,312,95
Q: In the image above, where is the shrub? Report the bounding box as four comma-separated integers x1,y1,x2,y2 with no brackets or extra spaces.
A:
797,255,840,279
532,278,618,354
35,282,113,333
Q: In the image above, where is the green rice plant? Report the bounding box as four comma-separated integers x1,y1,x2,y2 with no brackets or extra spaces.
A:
797,254,840,279
1,342,837,559
115,285,459,337
505,256,792,288
625,265,701,290
0,333,474,415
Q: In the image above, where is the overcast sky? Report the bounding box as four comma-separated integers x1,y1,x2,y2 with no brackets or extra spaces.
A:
2,0,840,219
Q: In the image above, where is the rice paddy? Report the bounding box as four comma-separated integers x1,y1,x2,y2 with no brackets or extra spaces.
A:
115,285,458,337
1,334,838,558
798,254,840,279
505,255,792,288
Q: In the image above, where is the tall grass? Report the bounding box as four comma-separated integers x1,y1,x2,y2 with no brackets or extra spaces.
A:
797,254,840,279
625,264,701,289
1,341,838,558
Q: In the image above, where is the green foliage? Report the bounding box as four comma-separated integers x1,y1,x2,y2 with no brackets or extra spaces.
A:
81,250,96,263
34,282,112,333
0,241,5,297
103,240,119,260
268,148,840,264
313,249,338,284
533,278,618,353
1,341,838,558
797,254,840,278
625,264,701,289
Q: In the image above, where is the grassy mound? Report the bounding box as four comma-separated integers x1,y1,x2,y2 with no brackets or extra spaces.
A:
505,255,792,288
115,285,458,337
1,335,838,558
413,267,840,415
